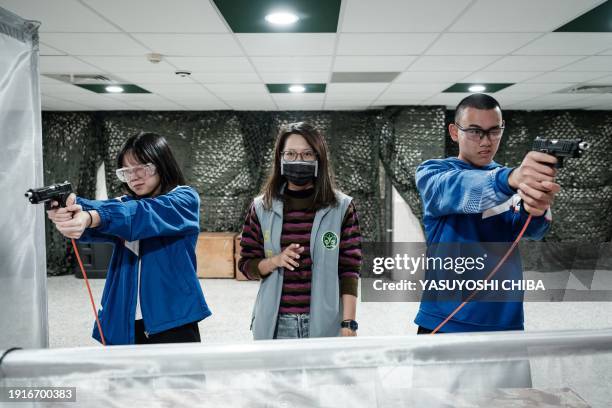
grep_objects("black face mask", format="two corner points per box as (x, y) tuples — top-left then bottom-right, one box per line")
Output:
(281, 159), (318, 186)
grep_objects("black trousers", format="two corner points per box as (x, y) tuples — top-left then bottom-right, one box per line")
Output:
(417, 326), (437, 335)
(134, 319), (201, 344)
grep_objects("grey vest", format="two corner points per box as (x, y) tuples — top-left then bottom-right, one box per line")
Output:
(250, 190), (353, 340)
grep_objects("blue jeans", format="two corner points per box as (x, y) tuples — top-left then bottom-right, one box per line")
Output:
(274, 313), (310, 339)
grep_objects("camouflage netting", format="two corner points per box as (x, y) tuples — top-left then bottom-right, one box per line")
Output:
(42, 113), (105, 275)
(42, 108), (612, 275)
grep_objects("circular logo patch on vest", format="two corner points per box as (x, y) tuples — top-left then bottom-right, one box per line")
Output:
(322, 231), (339, 250)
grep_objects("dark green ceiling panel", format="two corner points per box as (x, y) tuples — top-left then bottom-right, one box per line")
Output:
(443, 83), (514, 93)
(266, 83), (326, 93)
(76, 84), (151, 94)
(555, 0), (612, 32)
(213, 0), (341, 33)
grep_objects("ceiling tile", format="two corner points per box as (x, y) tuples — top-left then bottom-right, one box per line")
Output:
(40, 33), (149, 56)
(505, 92), (601, 109)
(39, 56), (102, 74)
(331, 72), (399, 83)
(384, 83), (452, 94)
(427, 33), (540, 55)
(586, 75), (612, 84)
(259, 72), (329, 83)
(333, 56), (416, 72)
(376, 91), (435, 100)
(341, 0), (472, 32)
(448, 0), (604, 32)
(78, 57), (176, 73)
(40, 82), (98, 96)
(323, 101), (369, 110)
(0, 0), (120, 32)
(137, 83), (216, 97)
(525, 71), (609, 83)
(423, 92), (472, 107)
(225, 99), (277, 110)
(326, 83), (388, 95)
(514, 33), (612, 55)
(395, 71), (472, 83)
(105, 94), (184, 110)
(493, 93), (540, 106)
(579, 94), (612, 105)
(461, 71), (542, 83)
(337, 33), (437, 55)
(63, 94), (136, 109)
(237, 34), (335, 56)
(178, 101), (231, 110)
(409, 56), (500, 72)
(205, 83), (269, 97)
(272, 94), (325, 103)
(41, 95), (93, 110)
(191, 72), (261, 84)
(324, 95), (377, 103)
(250, 56), (332, 72)
(277, 105), (325, 111)
(372, 97), (428, 106)
(113, 72), (196, 84)
(165, 57), (254, 73)
(558, 56), (612, 71)
(483, 56), (582, 71)
(132, 34), (243, 56)
(498, 83), (573, 93)
(39, 43), (66, 56)
(82, 0), (229, 33)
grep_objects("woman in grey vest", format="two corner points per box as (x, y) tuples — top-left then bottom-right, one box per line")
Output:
(239, 122), (362, 340)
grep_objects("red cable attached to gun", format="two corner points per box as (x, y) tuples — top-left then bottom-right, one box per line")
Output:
(26, 182), (106, 345)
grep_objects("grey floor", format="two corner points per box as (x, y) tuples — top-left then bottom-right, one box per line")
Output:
(47, 275), (612, 348)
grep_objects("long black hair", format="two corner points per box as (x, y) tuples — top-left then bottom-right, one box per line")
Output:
(116, 131), (186, 197)
(262, 122), (337, 210)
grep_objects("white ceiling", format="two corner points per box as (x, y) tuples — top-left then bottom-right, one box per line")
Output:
(1, 0), (612, 111)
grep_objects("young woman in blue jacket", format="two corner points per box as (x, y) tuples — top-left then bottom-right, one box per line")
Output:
(47, 132), (211, 345)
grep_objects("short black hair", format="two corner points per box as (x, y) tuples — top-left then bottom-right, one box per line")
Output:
(454, 93), (502, 123)
(116, 131), (186, 197)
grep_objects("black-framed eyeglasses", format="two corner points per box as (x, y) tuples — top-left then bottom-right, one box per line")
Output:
(281, 150), (317, 162)
(454, 123), (505, 141)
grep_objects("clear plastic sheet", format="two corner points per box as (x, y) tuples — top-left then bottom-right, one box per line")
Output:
(0, 7), (46, 348)
(1, 329), (611, 407)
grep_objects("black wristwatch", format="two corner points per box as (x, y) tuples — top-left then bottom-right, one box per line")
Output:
(341, 319), (358, 331)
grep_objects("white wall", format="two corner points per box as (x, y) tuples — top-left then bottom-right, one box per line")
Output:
(392, 186), (425, 242)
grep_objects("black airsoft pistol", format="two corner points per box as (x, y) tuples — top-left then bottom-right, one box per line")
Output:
(532, 137), (590, 168)
(25, 181), (73, 210)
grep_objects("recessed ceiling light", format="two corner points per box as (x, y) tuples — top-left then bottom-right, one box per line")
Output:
(468, 84), (486, 92)
(288, 85), (306, 93)
(105, 85), (124, 93)
(265, 12), (299, 25)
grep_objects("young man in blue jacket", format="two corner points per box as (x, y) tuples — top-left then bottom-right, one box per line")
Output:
(415, 94), (561, 334)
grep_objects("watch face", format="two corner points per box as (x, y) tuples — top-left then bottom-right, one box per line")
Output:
(342, 320), (358, 331)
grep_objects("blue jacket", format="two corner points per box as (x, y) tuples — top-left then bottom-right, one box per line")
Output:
(76, 186), (211, 345)
(415, 158), (551, 332)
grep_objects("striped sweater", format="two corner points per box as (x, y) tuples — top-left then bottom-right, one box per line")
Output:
(239, 188), (361, 314)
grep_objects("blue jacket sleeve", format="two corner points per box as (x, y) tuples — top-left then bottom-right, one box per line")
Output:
(78, 228), (118, 244)
(511, 202), (551, 241)
(76, 186), (200, 241)
(416, 159), (516, 218)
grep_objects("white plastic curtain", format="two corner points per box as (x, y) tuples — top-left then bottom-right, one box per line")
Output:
(0, 7), (46, 349)
(1, 329), (611, 407)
